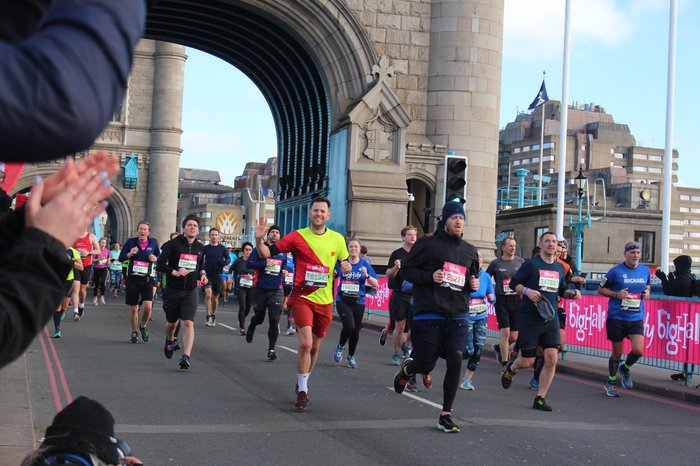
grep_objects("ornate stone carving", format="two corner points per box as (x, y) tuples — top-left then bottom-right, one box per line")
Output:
(361, 110), (397, 161)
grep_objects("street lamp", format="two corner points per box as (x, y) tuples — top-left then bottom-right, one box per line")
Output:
(569, 165), (591, 271)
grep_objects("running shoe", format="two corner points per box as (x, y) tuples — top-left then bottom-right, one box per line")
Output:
(529, 377), (540, 391)
(492, 343), (503, 365)
(393, 358), (412, 394)
(245, 324), (256, 343)
(437, 414), (460, 433)
(173, 339), (181, 352)
(93, 297), (98, 306)
(379, 327), (389, 346)
(406, 375), (417, 393)
(603, 382), (620, 397)
(501, 361), (516, 389)
(205, 316), (212, 327)
(671, 372), (686, 382)
(401, 342), (412, 359)
(619, 364), (633, 389)
(390, 352), (401, 366)
(164, 339), (174, 359)
(239, 328), (246, 336)
(139, 326), (150, 342)
(211, 314), (216, 326)
(60, 312), (65, 321)
(179, 354), (191, 370)
(422, 373), (433, 389)
(333, 345), (344, 363)
(267, 350), (277, 361)
(286, 327), (296, 335)
(459, 378), (475, 391)
(53, 330), (61, 339)
(295, 391), (309, 412)
(130, 331), (138, 344)
(99, 296), (105, 305)
(532, 396), (552, 412)
(78, 305), (84, 318)
(73, 312), (80, 321)
(347, 355), (358, 368)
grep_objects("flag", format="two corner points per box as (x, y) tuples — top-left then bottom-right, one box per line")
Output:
(528, 80), (549, 110)
(262, 187), (275, 199)
(0, 162), (25, 192)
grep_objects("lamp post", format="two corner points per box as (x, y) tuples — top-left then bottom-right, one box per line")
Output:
(569, 165), (591, 271)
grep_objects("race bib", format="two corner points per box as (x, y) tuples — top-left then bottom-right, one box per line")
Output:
(284, 274), (294, 286)
(538, 270), (559, 293)
(304, 265), (329, 287)
(98, 258), (108, 265)
(340, 280), (360, 297)
(503, 279), (516, 295)
(132, 261), (149, 276)
(223, 265), (230, 274)
(621, 293), (641, 311)
(265, 258), (282, 276)
(442, 262), (466, 291)
(468, 298), (488, 317)
(178, 254), (197, 271)
(240, 276), (253, 288)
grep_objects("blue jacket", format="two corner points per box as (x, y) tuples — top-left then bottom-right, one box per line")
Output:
(247, 245), (287, 290)
(119, 237), (160, 278)
(0, 0), (146, 161)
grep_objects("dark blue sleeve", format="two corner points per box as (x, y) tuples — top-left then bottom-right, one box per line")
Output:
(118, 239), (132, 262)
(509, 260), (532, 290)
(0, 0), (146, 161)
(246, 248), (266, 269)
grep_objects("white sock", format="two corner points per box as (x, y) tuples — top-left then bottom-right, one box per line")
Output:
(297, 373), (310, 393)
(73, 308), (79, 314)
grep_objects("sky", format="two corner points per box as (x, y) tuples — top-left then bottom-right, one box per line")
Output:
(181, 0), (699, 188)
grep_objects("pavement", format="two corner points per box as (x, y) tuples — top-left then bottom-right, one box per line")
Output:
(1, 304), (698, 464)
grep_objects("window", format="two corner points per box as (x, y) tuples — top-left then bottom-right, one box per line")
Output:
(513, 160), (521, 166)
(670, 248), (683, 254)
(543, 142), (555, 149)
(522, 158), (530, 165)
(614, 152), (625, 159)
(692, 196), (700, 202)
(691, 220), (700, 226)
(648, 155), (662, 162)
(535, 226), (549, 244)
(681, 195), (691, 201)
(200, 211), (212, 219)
(680, 207), (690, 213)
(543, 155), (554, 162)
(532, 144), (540, 151)
(513, 147), (521, 154)
(670, 234), (684, 241)
(580, 144), (586, 151)
(690, 245), (700, 250)
(690, 232), (700, 238)
(648, 167), (662, 174)
(531, 157), (540, 164)
(634, 231), (655, 263)
(692, 208), (700, 214)
(522, 146), (530, 152)
(200, 225), (211, 233)
(633, 153), (647, 160)
(633, 166), (647, 172)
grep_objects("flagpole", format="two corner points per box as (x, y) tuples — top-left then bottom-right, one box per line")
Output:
(556, 0), (572, 236)
(661, 0), (677, 272)
(537, 71), (546, 205)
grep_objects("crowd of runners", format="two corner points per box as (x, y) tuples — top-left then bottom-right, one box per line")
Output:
(53, 196), (654, 433)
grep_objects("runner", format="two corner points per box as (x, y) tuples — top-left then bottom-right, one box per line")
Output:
(486, 237), (524, 368)
(333, 238), (378, 368)
(91, 237), (109, 305)
(72, 229), (100, 319)
(282, 252), (296, 335)
(386, 225), (418, 365)
(598, 241), (651, 397)
(253, 196), (350, 412)
(119, 221), (160, 343)
(203, 228), (230, 327)
(393, 201), (480, 433)
(157, 215), (207, 369)
(53, 247), (83, 338)
(459, 249), (495, 391)
(222, 243), (236, 304)
(500, 232), (582, 411)
(245, 225), (287, 360)
(109, 242), (122, 297)
(232, 242), (255, 335)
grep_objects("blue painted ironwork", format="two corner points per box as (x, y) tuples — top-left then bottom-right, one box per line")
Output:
(123, 154), (138, 189)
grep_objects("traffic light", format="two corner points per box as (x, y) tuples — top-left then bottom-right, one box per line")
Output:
(444, 153), (468, 205)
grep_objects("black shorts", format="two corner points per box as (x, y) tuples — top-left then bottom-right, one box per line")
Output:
(389, 291), (411, 321)
(64, 280), (74, 297)
(253, 288), (284, 314)
(76, 265), (92, 285)
(495, 294), (520, 331)
(204, 276), (223, 295)
(283, 285), (293, 297)
(125, 276), (154, 306)
(606, 318), (644, 343)
(163, 287), (199, 323)
(558, 307), (566, 330)
(516, 317), (561, 357)
(410, 318), (468, 361)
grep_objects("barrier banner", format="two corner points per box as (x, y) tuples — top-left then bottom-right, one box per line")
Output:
(364, 277), (391, 312)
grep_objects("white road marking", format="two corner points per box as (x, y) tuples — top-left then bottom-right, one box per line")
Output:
(385, 387), (442, 409)
(277, 345), (298, 354)
(217, 323), (237, 331)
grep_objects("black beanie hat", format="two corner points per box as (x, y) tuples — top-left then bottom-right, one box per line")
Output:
(441, 201), (466, 221)
(42, 396), (120, 464)
(267, 224), (282, 235)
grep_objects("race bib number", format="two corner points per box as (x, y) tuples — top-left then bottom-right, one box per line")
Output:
(538, 270), (559, 293)
(240, 276), (253, 288)
(284, 274), (294, 286)
(503, 279), (516, 295)
(621, 293), (641, 311)
(223, 265), (230, 274)
(468, 298), (488, 317)
(178, 254), (197, 271)
(265, 258), (282, 276)
(132, 261), (149, 276)
(341, 280), (360, 297)
(98, 258), (108, 265)
(304, 265), (329, 287)
(442, 262), (466, 291)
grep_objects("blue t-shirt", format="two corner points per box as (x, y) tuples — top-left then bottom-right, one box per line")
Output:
(247, 246), (288, 290)
(601, 262), (651, 321)
(335, 258), (377, 305)
(203, 244), (229, 277)
(467, 270), (496, 321)
(510, 255), (567, 323)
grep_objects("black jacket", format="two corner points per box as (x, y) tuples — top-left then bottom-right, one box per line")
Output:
(156, 235), (205, 290)
(657, 255), (699, 297)
(402, 229), (479, 319)
(0, 208), (72, 368)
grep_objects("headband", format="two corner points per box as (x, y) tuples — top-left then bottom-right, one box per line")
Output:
(624, 244), (641, 253)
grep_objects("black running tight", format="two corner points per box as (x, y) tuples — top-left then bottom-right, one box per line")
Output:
(336, 300), (365, 356)
(407, 350), (463, 413)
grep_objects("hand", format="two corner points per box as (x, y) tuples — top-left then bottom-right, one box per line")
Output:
(148, 254), (157, 262)
(24, 168), (113, 248)
(525, 289), (544, 302)
(360, 266), (368, 276)
(394, 259), (401, 270)
(39, 152), (118, 204)
(340, 260), (351, 274)
(642, 288), (650, 299)
(469, 275), (479, 291)
(130, 247), (138, 256)
(200, 275), (209, 286)
(617, 288), (629, 299)
(253, 218), (268, 241)
(573, 276), (586, 285)
(433, 269), (444, 284)
(175, 268), (190, 277)
(568, 290), (582, 300)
